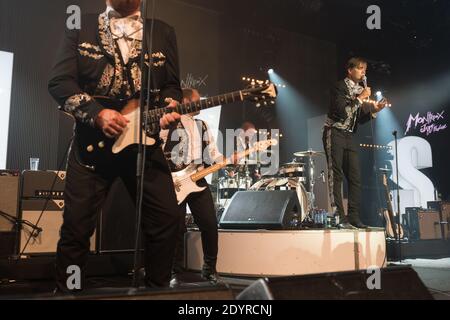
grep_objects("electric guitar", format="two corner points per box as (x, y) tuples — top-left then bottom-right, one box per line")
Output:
(73, 84), (277, 169)
(172, 139), (277, 204)
(381, 172), (404, 239)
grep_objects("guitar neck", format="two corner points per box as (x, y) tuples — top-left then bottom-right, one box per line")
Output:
(190, 147), (258, 182)
(381, 185), (392, 211)
(145, 91), (244, 124)
(191, 161), (229, 183)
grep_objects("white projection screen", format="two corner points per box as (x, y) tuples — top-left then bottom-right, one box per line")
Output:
(0, 51), (14, 169)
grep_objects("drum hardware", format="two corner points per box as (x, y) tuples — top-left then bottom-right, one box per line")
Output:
(216, 164), (255, 211)
(293, 149), (326, 222)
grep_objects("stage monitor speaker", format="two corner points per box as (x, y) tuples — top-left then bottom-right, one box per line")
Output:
(0, 170), (20, 232)
(219, 190), (301, 230)
(20, 199), (95, 254)
(237, 266), (433, 300)
(98, 178), (139, 252)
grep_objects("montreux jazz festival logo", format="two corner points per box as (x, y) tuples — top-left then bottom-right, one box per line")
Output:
(405, 110), (447, 136)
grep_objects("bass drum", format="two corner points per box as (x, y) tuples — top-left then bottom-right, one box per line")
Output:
(250, 177), (309, 221)
(249, 176), (276, 191)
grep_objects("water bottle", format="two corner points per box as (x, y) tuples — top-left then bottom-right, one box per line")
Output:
(291, 214), (299, 229)
(326, 212), (332, 229)
(313, 211), (318, 225)
(322, 210), (328, 228)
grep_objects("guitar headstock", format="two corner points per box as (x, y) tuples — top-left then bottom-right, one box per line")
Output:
(242, 83), (278, 107)
(254, 139), (278, 152)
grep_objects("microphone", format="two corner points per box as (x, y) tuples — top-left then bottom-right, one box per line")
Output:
(362, 76), (368, 89)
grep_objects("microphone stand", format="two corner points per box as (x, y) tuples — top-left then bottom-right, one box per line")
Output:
(0, 210), (42, 260)
(392, 130), (402, 263)
(132, 0), (156, 288)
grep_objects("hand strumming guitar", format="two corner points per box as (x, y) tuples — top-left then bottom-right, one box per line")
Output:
(96, 109), (130, 138)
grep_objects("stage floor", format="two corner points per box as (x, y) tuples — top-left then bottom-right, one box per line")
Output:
(186, 228), (387, 277)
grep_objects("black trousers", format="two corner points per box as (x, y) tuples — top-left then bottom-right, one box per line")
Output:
(172, 179), (218, 275)
(322, 127), (362, 222)
(56, 144), (181, 290)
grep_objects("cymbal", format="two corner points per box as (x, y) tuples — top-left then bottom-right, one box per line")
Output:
(293, 150), (325, 157)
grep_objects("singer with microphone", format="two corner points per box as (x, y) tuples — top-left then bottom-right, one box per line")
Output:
(322, 57), (387, 229)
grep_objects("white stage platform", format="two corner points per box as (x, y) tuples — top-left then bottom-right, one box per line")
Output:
(186, 228), (386, 277)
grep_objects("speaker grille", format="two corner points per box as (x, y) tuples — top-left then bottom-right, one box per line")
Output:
(238, 266), (433, 300)
(0, 173), (20, 232)
(220, 191), (300, 230)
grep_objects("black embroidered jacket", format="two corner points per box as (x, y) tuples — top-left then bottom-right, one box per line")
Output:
(325, 78), (376, 133)
(48, 13), (182, 128)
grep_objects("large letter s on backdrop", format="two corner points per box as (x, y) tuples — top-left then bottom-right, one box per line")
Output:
(388, 136), (435, 213)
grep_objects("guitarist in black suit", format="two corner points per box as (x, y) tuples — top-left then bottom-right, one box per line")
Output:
(48, 0), (183, 292)
(160, 88), (224, 286)
(322, 57), (387, 229)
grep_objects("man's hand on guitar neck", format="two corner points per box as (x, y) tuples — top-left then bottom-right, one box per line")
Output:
(160, 98), (181, 129)
(96, 109), (130, 138)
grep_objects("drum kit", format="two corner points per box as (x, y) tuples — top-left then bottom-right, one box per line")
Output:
(216, 149), (326, 223)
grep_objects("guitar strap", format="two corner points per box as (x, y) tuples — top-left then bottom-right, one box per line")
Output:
(195, 119), (212, 168)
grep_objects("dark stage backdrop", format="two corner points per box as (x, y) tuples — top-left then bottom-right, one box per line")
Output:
(0, 0), (336, 170)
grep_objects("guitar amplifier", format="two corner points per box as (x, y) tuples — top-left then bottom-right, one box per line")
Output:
(427, 201), (450, 239)
(404, 208), (442, 240)
(22, 170), (66, 199)
(0, 170), (20, 232)
(20, 199), (95, 254)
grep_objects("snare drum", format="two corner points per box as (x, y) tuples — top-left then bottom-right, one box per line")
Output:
(250, 177), (276, 190)
(279, 162), (305, 178)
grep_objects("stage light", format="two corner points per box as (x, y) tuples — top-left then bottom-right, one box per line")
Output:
(376, 91), (382, 97)
(268, 69), (274, 74)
